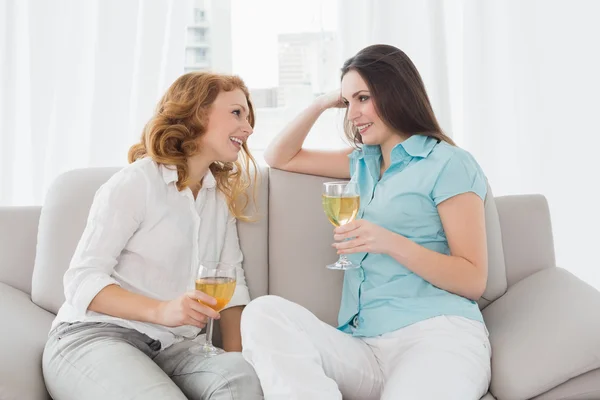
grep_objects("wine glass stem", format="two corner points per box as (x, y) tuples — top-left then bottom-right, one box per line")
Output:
(205, 317), (215, 348)
(339, 237), (351, 262)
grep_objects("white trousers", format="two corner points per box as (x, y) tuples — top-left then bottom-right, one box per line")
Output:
(241, 295), (491, 400)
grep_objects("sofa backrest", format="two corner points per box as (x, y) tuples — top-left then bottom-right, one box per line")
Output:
(268, 169), (510, 325)
(27, 164), (555, 322)
(268, 169), (345, 325)
(30, 165), (269, 314)
(495, 194), (557, 287)
(479, 183), (509, 308)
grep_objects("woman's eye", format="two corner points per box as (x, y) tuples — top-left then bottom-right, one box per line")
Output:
(232, 109), (241, 116)
(359, 95), (369, 102)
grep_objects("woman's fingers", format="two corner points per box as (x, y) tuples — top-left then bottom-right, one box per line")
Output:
(188, 296), (221, 320)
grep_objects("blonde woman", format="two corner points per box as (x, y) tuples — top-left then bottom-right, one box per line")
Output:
(43, 72), (263, 400)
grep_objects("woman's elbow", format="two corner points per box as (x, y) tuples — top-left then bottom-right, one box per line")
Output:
(465, 269), (487, 301)
(465, 285), (486, 302)
(262, 150), (278, 168)
(263, 151), (290, 170)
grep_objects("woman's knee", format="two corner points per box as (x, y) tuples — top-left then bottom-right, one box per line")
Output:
(241, 295), (290, 328)
(208, 352), (263, 399)
(42, 339), (112, 400)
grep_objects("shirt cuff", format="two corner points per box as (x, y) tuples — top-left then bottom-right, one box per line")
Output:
(70, 273), (121, 315)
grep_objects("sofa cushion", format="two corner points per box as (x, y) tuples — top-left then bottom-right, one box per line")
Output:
(236, 164), (269, 298)
(0, 206), (41, 295)
(269, 169), (343, 326)
(532, 368), (600, 400)
(31, 165), (269, 314)
(483, 268), (600, 400)
(479, 183), (508, 306)
(495, 194), (556, 287)
(0, 283), (54, 400)
(32, 167), (122, 313)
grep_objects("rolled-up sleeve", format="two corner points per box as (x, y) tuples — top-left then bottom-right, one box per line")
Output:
(63, 168), (147, 315)
(220, 215), (251, 309)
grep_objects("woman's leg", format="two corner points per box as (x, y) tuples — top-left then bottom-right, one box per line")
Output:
(240, 295), (383, 400)
(43, 322), (187, 400)
(375, 316), (492, 400)
(154, 341), (263, 400)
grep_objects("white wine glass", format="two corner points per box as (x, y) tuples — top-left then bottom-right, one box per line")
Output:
(322, 181), (361, 270)
(188, 261), (236, 357)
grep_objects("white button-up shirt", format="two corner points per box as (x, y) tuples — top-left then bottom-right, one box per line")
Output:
(52, 157), (251, 349)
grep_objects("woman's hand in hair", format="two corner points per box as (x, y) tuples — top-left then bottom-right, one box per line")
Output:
(315, 90), (346, 111)
(153, 291), (221, 329)
(332, 219), (395, 255)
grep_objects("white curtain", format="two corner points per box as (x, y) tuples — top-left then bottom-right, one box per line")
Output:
(0, 0), (190, 206)
(2, 0), (599, 288)
(339, 0), (600, 288)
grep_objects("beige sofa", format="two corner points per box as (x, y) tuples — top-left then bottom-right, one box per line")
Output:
(1, 165), (600, 400)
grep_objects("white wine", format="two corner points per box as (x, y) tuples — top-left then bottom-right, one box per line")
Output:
(195, 277), (236, 312)
(322, 195), (360, 227)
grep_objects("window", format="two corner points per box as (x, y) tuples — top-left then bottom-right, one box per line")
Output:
(186, 0), (345, 153)
(193, 8), (206, 23)
(187, 27), (208, 43)
(186, 48), (208, 65)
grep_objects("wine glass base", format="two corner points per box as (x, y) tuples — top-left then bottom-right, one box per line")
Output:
(326, 261), (360, 270)
(189, 344), (225, 358)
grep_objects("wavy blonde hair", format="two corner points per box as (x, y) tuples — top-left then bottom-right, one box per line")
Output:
(128, 72), (258, 221)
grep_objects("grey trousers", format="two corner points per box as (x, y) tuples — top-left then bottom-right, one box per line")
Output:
(42, 322), (263, 400)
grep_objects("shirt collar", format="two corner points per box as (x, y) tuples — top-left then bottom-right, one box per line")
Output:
(160, 164), (217, 189)
(358, 134), (438, 162)
(395, 134), (438, 158)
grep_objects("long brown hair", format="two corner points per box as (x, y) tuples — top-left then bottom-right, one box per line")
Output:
(341, 44), (455, 146)
(128, 72), (258, 221)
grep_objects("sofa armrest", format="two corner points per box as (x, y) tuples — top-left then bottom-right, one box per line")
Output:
(0, 283), (54, 400)
(0, 206), (41, 295)
(483, 268), (600, 400)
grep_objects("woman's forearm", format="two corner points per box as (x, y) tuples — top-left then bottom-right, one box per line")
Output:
(263, 102), (325, 168)
(388, 235), (487, 301)
(88, 284), (162, 324)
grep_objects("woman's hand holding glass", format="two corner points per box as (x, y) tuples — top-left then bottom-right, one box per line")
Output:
(154, 290), (220, 329)
(332, 219), (395, 255)
(189, 261), (237, 357)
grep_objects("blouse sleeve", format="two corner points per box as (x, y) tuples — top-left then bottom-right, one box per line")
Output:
(431, 150), (487, 206)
